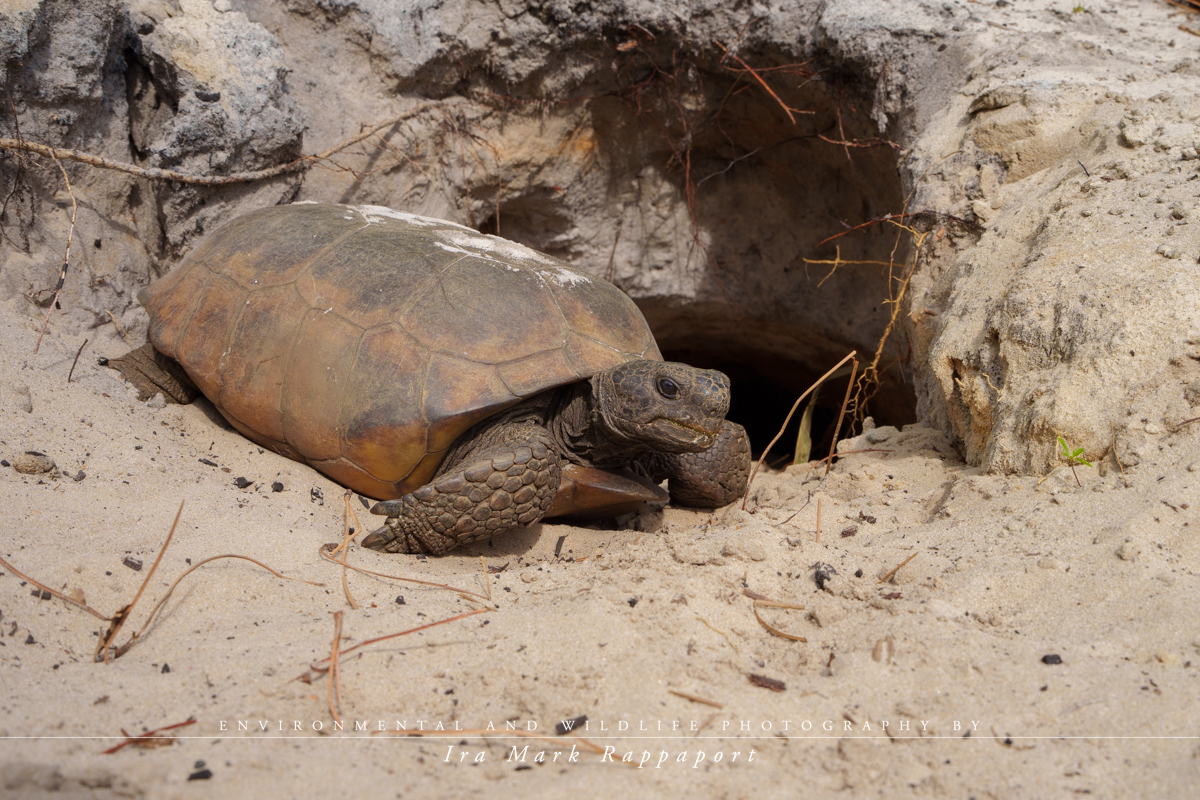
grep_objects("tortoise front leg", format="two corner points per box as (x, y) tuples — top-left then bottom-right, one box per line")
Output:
(640, 420), (751, 508)
(362, 437), (561, 555)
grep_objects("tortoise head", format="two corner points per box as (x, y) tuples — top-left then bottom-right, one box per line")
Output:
(592, 361), (731, 453)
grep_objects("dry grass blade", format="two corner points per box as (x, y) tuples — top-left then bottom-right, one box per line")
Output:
(317, 544), (490, 603)
(667, 689), (724, 708)
(128, 554), (323, 649)
(67, 338), (88, 382)
(302, 608), (490, 682)
(328, 611), (344, 726)
(101, 717), (196, 754)
(696, 615), (740, 654)
(336, 490), (360, 610)
(99, 502), (184, 663)
(480, 556), (492, 602)
(742, 350), (858, 509)
(752, 600), (807, 642)
(0, 554), (110, 620)
(1111, 422), (1129, 488)
(825, 358), (859, 476)
(34, 153), (77, 354)
(878, 552), (919, 585)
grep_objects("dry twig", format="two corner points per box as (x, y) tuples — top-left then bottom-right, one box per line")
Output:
(825, 358), (859, 476)
(742, 351), (858, 509)
(877, 552), (918, 585)
(0, 554), (109, 620)
(101, 717), (196, 754)
(328, 611), (345, 726)
(752, 599), (807, 642)
(667, 689), (724, 708)
(98, 502), (184, 663)
(33, 153), (77, 354)
(317, 544), (490, 603)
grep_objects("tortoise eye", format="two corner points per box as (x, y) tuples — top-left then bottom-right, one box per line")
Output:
(657, 377), (679, 399)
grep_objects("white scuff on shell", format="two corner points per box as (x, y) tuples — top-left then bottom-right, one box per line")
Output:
(543, 266), (591, 287)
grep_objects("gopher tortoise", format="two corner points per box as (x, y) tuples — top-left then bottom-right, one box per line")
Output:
(115, 203), (750, 554)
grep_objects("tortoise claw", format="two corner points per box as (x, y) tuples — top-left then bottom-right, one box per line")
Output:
(371, 499), (406, 517)
(360, 524), (394, 550)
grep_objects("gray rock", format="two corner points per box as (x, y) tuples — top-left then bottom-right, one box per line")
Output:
(14, 452), (56, 474)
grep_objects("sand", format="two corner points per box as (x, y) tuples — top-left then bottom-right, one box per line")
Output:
(2, 290), (1197, 798)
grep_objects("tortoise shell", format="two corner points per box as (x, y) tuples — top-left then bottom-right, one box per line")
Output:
(140, 203), (661, 499)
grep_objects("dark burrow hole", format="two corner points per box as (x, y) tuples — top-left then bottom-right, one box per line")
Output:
(662, 348), (914, 461)
(466, 42), (918, 457)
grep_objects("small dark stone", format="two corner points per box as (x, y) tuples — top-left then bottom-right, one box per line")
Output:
(840, 526), (858, 538)
(123, 556), (143, 571)
(310, 487), (324, 504)
(271, 481), (284, 492)
(627, 597), (638, 607)
(854, 569), (863, 578)
(233, 476), (252, 489)
(359, 495), (370, 508)
(858, 512), (877, 524)
(199, 458), (218, 467)
(71, 470), (85, 482)
(1042, 654), (1063, 665)
(161, 663), (170, 673)
(187, 769), (213, 781)
(24, 634), (35, 645)
(555, 715), (587, 735)
(96, 357), (109, 366)
(93, 238), (102, 248)
(0, 460), (8, 467)
(194, 760), (206, 769)
(748, 673), (786, 692)
(515, 764), (532, 771)
(194, 89), (221, 102)
(31, 589), (51, 600)
(396, 596), (405, 605)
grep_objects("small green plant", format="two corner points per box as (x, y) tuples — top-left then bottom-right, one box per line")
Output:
(1072, 4), (1086, 12)
(1057, 435), (1092, 487)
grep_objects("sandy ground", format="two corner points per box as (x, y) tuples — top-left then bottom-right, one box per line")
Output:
(1, 290), (1198, 799)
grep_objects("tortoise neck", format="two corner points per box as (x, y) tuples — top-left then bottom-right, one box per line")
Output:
(549, 376), (646, 468)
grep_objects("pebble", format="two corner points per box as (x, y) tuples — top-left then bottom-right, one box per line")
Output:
(1157, 244), (1180, 259)
(146, 393), (166, 409)
(123, 556), (144, 571)
(520, 571), (538, 583)
(14, 452), (56, 474)
(1041, 654), (1063, 665)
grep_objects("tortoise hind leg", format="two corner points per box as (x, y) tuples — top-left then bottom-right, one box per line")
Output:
(639, 420), (751, 508)
(362, 434), (561, 555)
(108, 342), (200, 404)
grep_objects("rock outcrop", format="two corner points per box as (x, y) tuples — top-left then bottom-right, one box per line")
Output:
(1, 0), (1195, 474)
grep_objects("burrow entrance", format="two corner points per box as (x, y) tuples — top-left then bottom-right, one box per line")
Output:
(464, 43), (917, 459)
